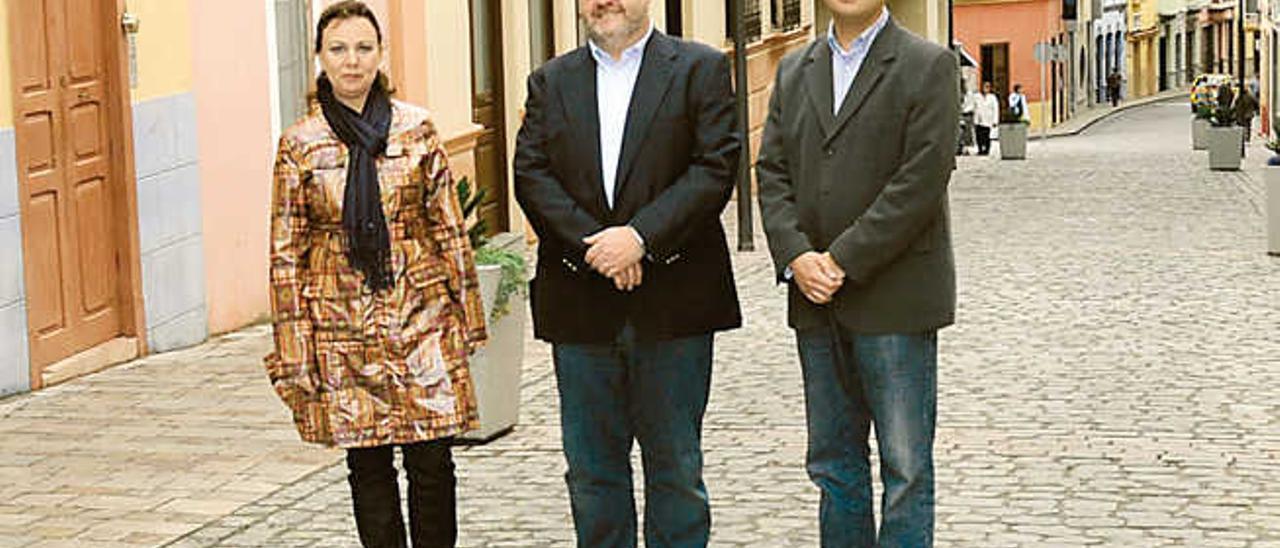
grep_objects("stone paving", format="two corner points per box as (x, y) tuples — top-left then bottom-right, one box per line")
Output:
(1, 101), (1278, 547)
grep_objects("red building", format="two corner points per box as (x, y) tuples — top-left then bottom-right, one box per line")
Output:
(955, 0), (1072, 128)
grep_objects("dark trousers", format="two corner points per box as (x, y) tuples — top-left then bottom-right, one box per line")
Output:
(346, 440), (457, 548)
(974, 125), (992, 155)
(553, 324), (714, 548)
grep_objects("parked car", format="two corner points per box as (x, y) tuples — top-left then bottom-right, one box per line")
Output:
(1191, 74), (1238, 112)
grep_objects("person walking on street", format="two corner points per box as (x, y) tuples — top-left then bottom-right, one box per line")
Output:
(264, 2), (488, 547)
(1107, 69), (1122, 107)
(1234, 86), (1258, 156)
(513, 0), (742, 546)
(974, 81), (1000, 156)
(756, 0), (959, 544)
(1008, 84), (1030, 123)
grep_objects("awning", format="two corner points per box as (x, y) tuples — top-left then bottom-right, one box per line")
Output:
(953, 41), (978, 68)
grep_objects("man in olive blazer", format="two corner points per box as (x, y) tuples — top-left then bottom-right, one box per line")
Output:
(756, 2), (958, 545)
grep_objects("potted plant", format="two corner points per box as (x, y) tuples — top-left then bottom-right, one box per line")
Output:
(1191, 103), (1213, 150)
(455, 177), (529, 442)
(1207, 104), (1243, 171)
(998, 107), (1029, 160)
(1265, 139), (1280, 255)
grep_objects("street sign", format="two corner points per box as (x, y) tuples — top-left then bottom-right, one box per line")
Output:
(1034, 42), (1069, 64)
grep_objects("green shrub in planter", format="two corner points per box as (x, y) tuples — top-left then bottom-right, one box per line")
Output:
(1210, 103), (1235, 128)
(457, 176), (527, 322)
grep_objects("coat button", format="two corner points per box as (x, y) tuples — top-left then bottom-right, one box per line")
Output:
(824, 148), (834, 157)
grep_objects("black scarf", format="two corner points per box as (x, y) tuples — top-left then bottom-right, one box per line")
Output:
(317, 76), (393, 291)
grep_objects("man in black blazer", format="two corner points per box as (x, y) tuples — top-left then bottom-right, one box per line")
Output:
(756, 0), (958, 545)
(513, 0), (740, 546)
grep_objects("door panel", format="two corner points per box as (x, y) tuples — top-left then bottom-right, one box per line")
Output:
(74, 177), (112, 315)
(68, 103), (103, 161)
(26, 193), (64, 336)
(10, 0), (127, 374)
(64, 0), (103, 86)
(10, 1), (54, 97)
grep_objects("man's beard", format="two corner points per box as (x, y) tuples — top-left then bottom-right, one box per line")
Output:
(584, 9), (648, 52)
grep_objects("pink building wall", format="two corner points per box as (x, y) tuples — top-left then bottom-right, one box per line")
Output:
(190, 1), (275, 333)
(954, 0), (1064, 101)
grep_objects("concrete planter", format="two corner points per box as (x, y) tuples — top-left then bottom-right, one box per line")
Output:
(1191, 117), (1210, 150)
(1267, 167), (1280, 256)
(458, 261), (527, 442)
(998, 123), (1028, 160)
(1207, 126), (1243, 171)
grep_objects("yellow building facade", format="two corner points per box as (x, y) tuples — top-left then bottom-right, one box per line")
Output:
(1129, 0), (1162, 97)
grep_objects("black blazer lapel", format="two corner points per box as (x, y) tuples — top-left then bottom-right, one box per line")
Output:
(561, 47), (610, 216)
(802, 40), (836, 141)
(613, 33), (677, 206)
(828, 20), (900, 146)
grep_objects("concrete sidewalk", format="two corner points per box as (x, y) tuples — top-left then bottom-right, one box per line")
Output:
(0, 327), (342, 547)
(1043, 88), (1189, 138)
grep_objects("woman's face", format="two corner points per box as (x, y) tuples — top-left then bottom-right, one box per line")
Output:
(317, 17), (383, 105)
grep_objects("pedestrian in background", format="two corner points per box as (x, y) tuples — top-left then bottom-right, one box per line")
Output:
(1107, 69), (1122, 107)
(756, 0), (958, 544)
(1009, 83), (1030, 123)
(264, 2), (487, 546)
(1235, 86), (1259, 156)
(513, 0), (742, 546)
(974, 81), (1000, 156)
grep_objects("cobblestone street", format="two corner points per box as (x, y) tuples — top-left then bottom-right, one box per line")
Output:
(1, 100), (1278, 547)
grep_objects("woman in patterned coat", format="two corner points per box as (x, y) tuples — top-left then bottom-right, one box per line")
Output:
(264, 2), (485, 546)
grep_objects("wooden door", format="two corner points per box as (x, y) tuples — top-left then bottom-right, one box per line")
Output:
(469, 0), (509, 233)
(9, 0), (129, 378)
(981, 43), (1010, 102)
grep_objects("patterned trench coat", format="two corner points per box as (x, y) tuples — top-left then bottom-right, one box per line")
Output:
(265, 101), (486, 449)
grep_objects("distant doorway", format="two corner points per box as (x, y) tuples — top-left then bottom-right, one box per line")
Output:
(981, 42), (1011, 102)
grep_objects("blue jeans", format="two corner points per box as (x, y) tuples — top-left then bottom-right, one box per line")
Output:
(797, 329), (938, 548)
(553, 326), (713, 548)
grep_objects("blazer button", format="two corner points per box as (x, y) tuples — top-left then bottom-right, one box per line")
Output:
(824, 148), (834, 157)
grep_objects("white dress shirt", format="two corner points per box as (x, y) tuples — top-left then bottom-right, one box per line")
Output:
(974, 93), (1000, 127)
(828, 8), (890, 115)
(589, 24), (654, 209)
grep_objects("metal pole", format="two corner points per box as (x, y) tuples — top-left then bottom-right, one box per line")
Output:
(1238, 0), (1246, 86)
(1041, 43), (1048, 141)
(734, 0), (754, 251)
